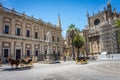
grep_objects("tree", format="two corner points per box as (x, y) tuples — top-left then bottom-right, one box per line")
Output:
(67, 24), (76, 60)
(74, 33), (85, 58)
(115, 19), (120, 52)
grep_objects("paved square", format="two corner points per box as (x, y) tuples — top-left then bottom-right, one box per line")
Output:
(0, 61), (120, 80)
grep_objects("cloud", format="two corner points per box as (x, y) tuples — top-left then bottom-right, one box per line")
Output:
(0, 0), (13, 9)
(0, 0), (7, 2)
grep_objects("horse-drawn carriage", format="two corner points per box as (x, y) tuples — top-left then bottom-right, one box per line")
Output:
(76, 57), (90, 64)
(8, 57), (33, 68)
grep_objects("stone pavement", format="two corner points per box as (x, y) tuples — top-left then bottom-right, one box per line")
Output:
(0, 60), (120, 80)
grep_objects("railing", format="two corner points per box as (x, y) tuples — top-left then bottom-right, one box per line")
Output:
(0, 5), (58, 28)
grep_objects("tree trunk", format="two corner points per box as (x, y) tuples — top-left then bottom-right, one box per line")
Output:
(77, 48), (80, 58)
(72, 39), (75, 60)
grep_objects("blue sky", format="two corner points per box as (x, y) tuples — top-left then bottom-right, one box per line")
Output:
(0, 0), (120, 38)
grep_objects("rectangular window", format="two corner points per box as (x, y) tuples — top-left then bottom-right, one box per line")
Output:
(44, 34), (46, 40)
(4, 25), (9, 34)
(35, 32), (38, 39)
(52, 36), (54, 41)
(4, 49), (8, 58)
(57, 37), (59, 42)
(26, 30), (30, 37)
(35, 50), (38, 56)
(27, 50), (30, 57)
(16, 28), (20, 36)
(58, 51), (60, 56)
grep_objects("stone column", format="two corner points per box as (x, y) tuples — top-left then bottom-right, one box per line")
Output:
(32, 43), (35, 62)
(41, 43), (44, 60)
(0, 16), (3, 33)
(11, 41), (14, 59)
(41, 27), (44, 40)
(22, 20), (25, 37)
(41, 43), (44, 54)
(32, 44), (34, 56)
(0, 40), (2, 58)
(23, 42), (26, 58)
(38, 26), (41, 40)
(31, 24), (34, 38)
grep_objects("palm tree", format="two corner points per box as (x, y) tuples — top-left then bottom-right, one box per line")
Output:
(67, 24), (76, 60)
(74, 33), (85, 58)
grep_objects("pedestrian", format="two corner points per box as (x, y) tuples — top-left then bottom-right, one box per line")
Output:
(111, 56), (113, 59)
(0, 58), (2, 67)
(64, 56), (66, 62)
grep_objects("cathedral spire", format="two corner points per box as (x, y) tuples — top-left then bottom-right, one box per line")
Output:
(58, 13), (61, 28)
(113, 8), (117, 17)
(114, 8), (116, 14)
(107, 0), (112, 18)
(107, 0), (111, 10)
(108, 0), (111, 6)
(86, 11), (89, 18)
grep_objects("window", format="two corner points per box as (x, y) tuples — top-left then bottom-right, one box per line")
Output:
(26, 30), (30, 37)
(4, 49), (8, 58)
(57, 37), (59, 42)
(16, 28), (20, 36)
(35, 50), (38, 56)
(94, 19), (100, 25)
(52, 36), (54, 41)
(58, 51), (60, 56)
(44, 50), (47, 58)
(4, 25), (9, 34)
(44, 34), (46, 40)
(27, 50), (30, 57)
(35, 32), (38, 39)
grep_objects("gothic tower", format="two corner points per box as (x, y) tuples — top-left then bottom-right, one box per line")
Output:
(107, 0), (112, 19)
(57, 14), (61, 28)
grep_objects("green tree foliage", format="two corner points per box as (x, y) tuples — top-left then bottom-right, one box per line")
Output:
(74, 33), (85, 58)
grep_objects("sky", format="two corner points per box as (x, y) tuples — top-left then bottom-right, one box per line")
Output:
(0, 0), (120, 38)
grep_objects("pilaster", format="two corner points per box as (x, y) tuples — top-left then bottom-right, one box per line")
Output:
(32, 43), (34, 57)
(0, 39), (2, 58)
(11, 40), (14, 58)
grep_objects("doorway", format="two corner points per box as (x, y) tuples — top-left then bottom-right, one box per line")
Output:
(16, 49), (21, 60)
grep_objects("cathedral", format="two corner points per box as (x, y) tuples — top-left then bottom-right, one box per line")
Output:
(85, 0), (120, 56)
(0, 4), (63, 63)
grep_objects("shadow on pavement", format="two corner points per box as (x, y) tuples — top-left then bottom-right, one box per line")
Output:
(2, 66), (33, 71)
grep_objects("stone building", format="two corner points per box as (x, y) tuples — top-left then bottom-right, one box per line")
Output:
(0, 4), (63, 63)
(85, 0), (120, 55)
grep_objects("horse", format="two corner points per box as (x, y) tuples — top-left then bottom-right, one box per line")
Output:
(8, 58), (20, 68)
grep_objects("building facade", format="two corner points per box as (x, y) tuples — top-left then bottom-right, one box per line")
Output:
(0, 4), (63, 63)
(86, 0), (120, 55)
